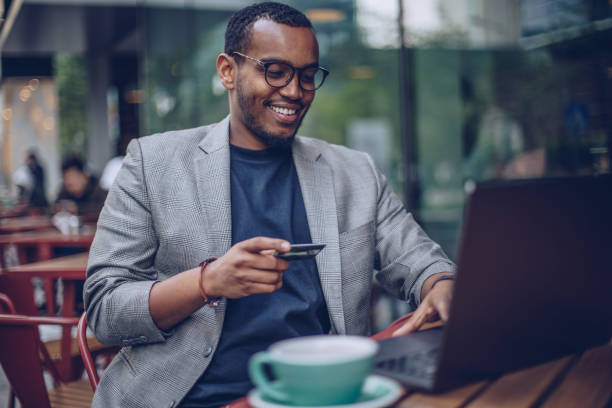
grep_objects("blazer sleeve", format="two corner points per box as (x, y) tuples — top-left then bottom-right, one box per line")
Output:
(84, 138), (170, 346)
(368, 154), (456, 310)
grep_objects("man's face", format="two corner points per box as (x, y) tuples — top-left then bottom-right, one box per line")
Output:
(63, 168), (88, 198)
(230, 20), (318, 149)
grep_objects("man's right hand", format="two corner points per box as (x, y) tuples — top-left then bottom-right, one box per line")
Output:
(202, 237), (291, 299)
(149, 237), (290, 330)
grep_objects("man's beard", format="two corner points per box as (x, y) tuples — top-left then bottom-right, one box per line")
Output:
(236, 84), (306, 149)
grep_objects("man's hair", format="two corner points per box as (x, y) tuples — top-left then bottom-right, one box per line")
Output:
(61, 154), (85, 173)
(224, 2), (312, 56)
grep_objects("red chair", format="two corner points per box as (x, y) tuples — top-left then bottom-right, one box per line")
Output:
(77, 311), (119, 392)
(78, 312), (99, 391)
(371, 312), (414, 340)
(0, 293), (17, 408)
(0, 313), (93, 408)
(0, 292), (16, 313)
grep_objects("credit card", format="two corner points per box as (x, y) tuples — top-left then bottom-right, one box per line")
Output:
(274, 243), (326, 261)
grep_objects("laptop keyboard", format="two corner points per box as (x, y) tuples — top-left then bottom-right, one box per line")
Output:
(375, 345), (440, 380)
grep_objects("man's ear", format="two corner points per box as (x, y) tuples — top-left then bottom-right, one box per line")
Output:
(216, 53), (236, 90)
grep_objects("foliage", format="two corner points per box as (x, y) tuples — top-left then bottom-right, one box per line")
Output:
(54, 54), (88, 158)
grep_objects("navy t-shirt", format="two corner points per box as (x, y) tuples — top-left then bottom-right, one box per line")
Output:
(180, 144), (330, 407)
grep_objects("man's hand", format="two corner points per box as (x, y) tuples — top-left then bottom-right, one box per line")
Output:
(203, 237), (291, 299)
(392, 277), (454, 337)
(149, 236), (290, 330)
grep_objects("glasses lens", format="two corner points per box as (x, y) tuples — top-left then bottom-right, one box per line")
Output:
(300, 67), (326, 91)
(265, 63), (293, 87)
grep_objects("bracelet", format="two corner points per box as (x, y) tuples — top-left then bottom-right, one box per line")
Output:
(198, 257), (219, 307)
(430, 274), (454, 290)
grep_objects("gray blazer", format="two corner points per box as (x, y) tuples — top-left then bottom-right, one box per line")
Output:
(85, 116), (455, 407)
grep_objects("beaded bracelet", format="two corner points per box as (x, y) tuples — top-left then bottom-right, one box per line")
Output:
(198, 257), (220, 307)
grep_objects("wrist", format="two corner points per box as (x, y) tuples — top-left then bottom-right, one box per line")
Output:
(199, 257), (220, 307)
(430, 274), (454, 291)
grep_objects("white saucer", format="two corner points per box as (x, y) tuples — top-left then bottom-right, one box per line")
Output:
(247, 374), (403, 408)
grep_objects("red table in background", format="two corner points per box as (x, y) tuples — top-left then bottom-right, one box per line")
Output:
(0, 227), (95, 262)
(0, 228), (95, 314)
(0, 215), (53, 234)
(1, 253), (90, 380)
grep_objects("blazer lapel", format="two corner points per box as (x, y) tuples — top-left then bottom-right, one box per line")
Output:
(293, 139), (345, 334)
(194, 117), (232, 324)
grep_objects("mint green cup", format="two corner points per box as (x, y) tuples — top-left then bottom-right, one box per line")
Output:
(249, 335), (379, 406)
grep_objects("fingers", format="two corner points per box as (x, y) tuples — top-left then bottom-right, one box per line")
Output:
(391, 282), (454, 337)
(240, 237), (290, 254)
(430, 280), (453, 322)
(433, 295), (451, 322)
(241, 280), (284, 295)
(228, 251), (288, 277)
(223, 269), (285, 298)
(392, 303), (437, 337)
(212, 238), (292, 299)
(247, 252), (289, 272)
(235, 237), (290, 271)
(242, 270), (284, 285)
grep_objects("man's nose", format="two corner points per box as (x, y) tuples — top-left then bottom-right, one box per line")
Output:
(279, 74), (302, 100)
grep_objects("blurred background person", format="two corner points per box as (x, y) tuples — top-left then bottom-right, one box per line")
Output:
(11, 160), (31, 208)
(52, 154), (106, 313)
(25, 150), (49, 211)
(7, 150), (49, 216)
(99, 137), (130, 191)
(99, 156), (124, 191)
(53, 154), (107, 220)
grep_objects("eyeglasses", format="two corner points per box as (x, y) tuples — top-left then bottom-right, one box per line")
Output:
(232, 51), (329, 91)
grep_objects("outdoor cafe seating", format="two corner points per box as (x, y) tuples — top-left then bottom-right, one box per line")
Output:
(0, 214), (115, 408)
(0, 307), (94, 408)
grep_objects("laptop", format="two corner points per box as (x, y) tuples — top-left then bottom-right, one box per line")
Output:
(373, 174), (612, 391)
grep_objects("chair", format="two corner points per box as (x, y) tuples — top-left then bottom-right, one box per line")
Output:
(78, 312), (99, 391)
(370, 312), (414, 340)
(0, 293), (18, 408)
(0, 292), (17, 313)
(0, 313), (93, 408)
(0, 269), (110, 382)
(371, 312), (443, 341)
(77, 312), (119, 392)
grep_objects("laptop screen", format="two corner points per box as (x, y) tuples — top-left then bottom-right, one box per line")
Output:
(437, 174), (612, 381)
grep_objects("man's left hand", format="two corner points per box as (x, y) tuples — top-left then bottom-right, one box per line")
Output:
(391, 278), (453, 337)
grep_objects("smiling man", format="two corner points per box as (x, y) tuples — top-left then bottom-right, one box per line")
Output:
(222, 18), (322, 150)
(85, 3), (455, 408)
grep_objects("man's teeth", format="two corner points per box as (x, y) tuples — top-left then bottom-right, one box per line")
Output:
(270, 106), (296, 115)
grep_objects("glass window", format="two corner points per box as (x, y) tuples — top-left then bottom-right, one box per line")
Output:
(408, 0), (612, 259)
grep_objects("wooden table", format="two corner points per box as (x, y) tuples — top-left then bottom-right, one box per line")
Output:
(0, 215), (53, 234)
(1, 253), (89, 381)
(0, 229), (95, 314)
(5, 253), (610, 406)
(395, 342), (612, 407)
(230, 335), (612, 408)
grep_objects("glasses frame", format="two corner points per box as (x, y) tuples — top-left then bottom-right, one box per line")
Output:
(232, 51), (329, 92)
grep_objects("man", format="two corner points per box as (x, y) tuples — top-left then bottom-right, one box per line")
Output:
(24, 150), (48, 210)
(54, 155), (107, 218)
(85, 3), (455, 407)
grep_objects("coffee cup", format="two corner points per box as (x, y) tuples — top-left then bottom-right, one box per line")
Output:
(249, 335), (378, 406)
